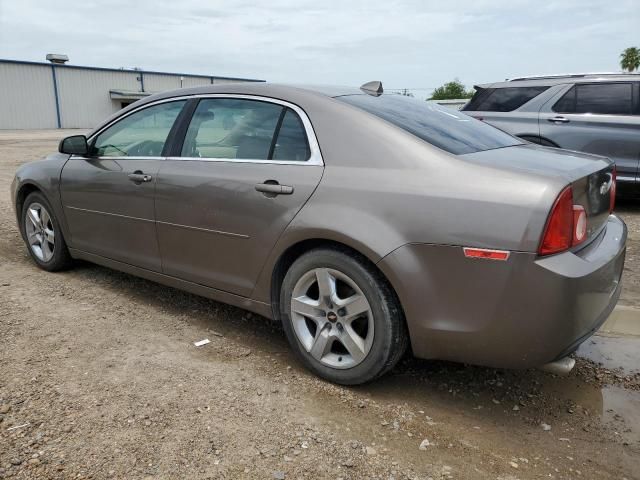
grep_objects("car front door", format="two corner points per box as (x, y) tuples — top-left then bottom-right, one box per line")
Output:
(60, 100), (187, 271)
(539, 82), (640, 184)
(155, 96), (324, 297)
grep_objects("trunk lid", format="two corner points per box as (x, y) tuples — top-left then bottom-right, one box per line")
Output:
(461, 143), (615, 243)
(571, 166), (615, 243)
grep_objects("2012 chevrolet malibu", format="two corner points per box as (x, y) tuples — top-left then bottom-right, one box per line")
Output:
(11, 82), (626, 385)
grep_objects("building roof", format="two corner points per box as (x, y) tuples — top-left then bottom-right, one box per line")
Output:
(0, 58), (264, 83)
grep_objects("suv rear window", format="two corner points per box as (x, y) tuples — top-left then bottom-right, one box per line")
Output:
(463, 86), (549, 112)
(553, 83), (633, 115)
(337, 94), (522, 155)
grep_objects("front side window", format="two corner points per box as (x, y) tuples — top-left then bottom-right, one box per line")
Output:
(463, 86), (549, 112)
(553, 83), (633, 115)
(92, 101), (186, 157)
(338, 94), (522, 155)
(180, 98), (310, 161)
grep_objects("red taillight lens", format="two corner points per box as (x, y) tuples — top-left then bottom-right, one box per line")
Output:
(610, 166), (616, 213)
(539, 186), (574, 255)
(463, 247), (510, 261)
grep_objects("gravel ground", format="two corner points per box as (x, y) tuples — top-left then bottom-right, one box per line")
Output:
(1, 130), (639, 480)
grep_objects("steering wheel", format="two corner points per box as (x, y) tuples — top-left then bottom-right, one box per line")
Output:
(126, 140), (163, 157)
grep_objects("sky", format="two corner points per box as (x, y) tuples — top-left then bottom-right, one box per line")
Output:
(0, 0), (637, 98)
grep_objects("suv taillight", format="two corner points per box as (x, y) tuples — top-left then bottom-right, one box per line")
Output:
(539, 186), (587, 256)
(610, 166), (617, 213)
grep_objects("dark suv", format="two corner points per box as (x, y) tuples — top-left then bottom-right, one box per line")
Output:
(463, 73), (640, 188)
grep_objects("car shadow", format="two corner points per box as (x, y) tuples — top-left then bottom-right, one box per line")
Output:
(616, 194), (640, 213)
(65, 259), (640, 442)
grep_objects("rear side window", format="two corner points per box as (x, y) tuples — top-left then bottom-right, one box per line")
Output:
(181, 98), (282, 159)
(553, 83), (633, 115)
(462, 88), (493, 111)
(180, 99), (311, 161)
(463, 86), (549, 112)
(272, 109), (310, 161)
(338, 94), (522, 155)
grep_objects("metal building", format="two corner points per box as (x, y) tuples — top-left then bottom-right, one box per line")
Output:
(0, 56), (264, 129)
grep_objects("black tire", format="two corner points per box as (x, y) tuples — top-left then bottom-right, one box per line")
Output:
(280, 247), (408, 385)
(20, 191), (73, 271)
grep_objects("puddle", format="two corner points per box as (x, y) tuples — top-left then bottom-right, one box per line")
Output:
(577, 334), (640, 374)
(539, 375), (640, 442)
(601, 385), (640, 445)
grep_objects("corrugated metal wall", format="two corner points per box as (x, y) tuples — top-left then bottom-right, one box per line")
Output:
(0, 63), (58, 129)
(182, 75), (212, 88)
(56, 68), (139, 129)
(212, 78), (247, 85)
(144, 73), (210, 91)
(0, 60), (262, 129)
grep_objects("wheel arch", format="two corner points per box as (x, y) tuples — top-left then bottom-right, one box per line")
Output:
(14, 180), (72, 249)
(15, 182), (44, 230)
(268, 238), (406, 326)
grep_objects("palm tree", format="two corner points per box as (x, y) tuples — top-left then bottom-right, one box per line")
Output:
(620, 47), (640, 72)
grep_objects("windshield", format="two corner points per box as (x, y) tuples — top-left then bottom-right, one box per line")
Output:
(337, 94), (522, 155)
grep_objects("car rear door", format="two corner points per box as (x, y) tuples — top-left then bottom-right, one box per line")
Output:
(155, 96), (324, 297)
(539, 82), (640, 184)
(60, 100), (187, 271)
(462, 85), (550, 138)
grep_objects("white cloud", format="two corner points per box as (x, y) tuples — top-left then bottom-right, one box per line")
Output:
(0, 0), (636, 97)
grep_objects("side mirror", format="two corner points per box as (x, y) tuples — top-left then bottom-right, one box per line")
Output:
(59, 135), (89, 156)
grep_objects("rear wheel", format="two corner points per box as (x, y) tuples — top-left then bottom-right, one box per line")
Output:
(280, 248), (407, 385)
(20, 192), (73, 271)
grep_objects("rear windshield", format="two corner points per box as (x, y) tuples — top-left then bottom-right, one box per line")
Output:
(337, 94), (522, 155)
(463, 86), (549, 112)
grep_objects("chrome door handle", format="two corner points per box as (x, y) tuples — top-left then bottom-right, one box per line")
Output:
(255, 182), (294, 196)
(548, 116), (570, 123)
(128, 172), (152, 183)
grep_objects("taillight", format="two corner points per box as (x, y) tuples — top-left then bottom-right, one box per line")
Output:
(539, 185), (588, 256)
(573, 205), (587, 244)
(610, 166), (616, 213)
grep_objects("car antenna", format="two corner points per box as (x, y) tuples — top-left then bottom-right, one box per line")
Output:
(360, 81), (383, 96)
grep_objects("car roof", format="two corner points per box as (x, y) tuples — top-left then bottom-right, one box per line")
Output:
(137, 82), (363, 106)
(476, 73), (640, 89)
(88, 83), (369, 138)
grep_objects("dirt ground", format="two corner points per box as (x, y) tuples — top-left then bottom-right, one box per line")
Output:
(1, 130), (640, 480)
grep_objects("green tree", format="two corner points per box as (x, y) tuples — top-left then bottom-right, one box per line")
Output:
(429, 79), (474, 100)
(620, 47), (640, 72)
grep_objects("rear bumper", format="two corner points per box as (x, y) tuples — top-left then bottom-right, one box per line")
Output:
(377, 215), (627, 369)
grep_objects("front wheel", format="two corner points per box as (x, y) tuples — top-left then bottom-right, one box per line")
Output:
(280, 248), (408, 385)
(20, 192), (73, 271)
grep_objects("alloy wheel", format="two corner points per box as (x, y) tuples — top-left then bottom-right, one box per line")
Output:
(25, 202), (55, 262)
(290, 267), (374, 369)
